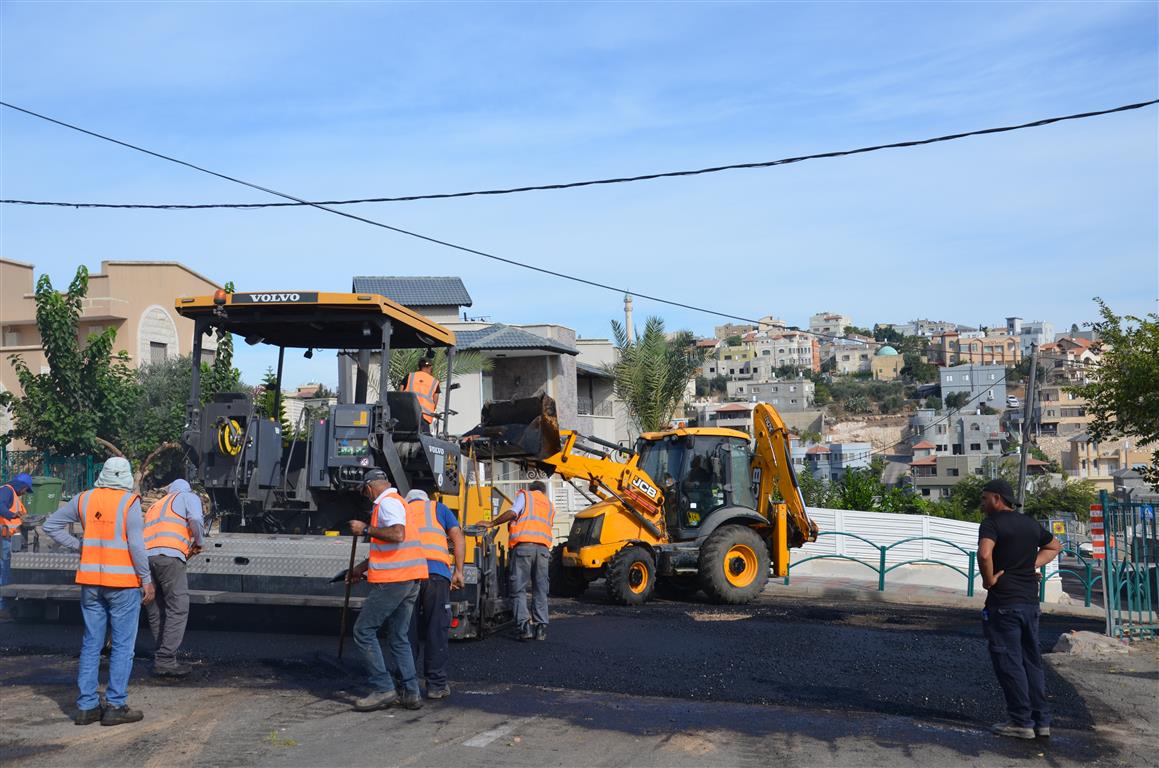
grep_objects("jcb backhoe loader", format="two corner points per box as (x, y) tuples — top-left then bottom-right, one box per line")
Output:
(470, 396), (819, 605)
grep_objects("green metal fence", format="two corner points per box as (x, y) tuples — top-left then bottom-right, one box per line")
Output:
(1098, 490), (1158, 640)
(0, 448), (95, 498)
(784, 531), (981, 597)
(1040, 546), (1103, 607)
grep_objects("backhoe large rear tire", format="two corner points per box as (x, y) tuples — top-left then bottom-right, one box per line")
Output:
(605, 546), (656, 606)
(549, 543), (588, 598)
(698, 525), (770, 605)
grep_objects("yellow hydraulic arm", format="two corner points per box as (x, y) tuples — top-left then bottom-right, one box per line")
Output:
(752, 402), (819, 551)
(535, 430), (668, 542)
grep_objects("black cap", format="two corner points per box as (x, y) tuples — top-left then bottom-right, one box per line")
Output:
(982, 478), (1016, 508)
(361, 468), (389, 487)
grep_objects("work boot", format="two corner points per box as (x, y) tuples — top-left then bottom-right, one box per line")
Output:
(515, 622), (533, 641)
(399, 692), (424, 710)
(74, 707), (103, 726)
(153, 662), (192, 678)
(353, 689), (398, 712)
(991, 722), (1035, 740)
(101, 705), (144, 726)
(534, 623), (547, 641)
(1035, 726), (1051, 738)
(425, 685), (451, 700)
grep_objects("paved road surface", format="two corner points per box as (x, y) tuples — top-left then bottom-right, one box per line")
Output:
(2, 592), (1155, 767)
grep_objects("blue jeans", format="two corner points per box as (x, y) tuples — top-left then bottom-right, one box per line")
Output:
(353, 580), (420, 696)
(510, 543), (550, 627)
(0, 536), (11, 610)
(983, 603), (1051, 729)
(79, 585), (142, 710)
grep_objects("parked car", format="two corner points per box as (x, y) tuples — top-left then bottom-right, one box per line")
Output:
(1006, 396), (1021, 408)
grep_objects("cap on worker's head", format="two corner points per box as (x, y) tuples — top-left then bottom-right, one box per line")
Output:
(982, 478), (1016, 508)
(361, 468), (389, 487)
(11, 473), (33, 492)
(405, 488), (430, 503)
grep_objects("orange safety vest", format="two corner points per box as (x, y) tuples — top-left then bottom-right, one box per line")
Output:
(508, 489), (555, 548)
(404, 370), (439, 424)
(1, 483), (26, 538)
(409, 498), (453, 567)
(367, 490), (429, 583)
(75, 488), (142, 589)
(143, 492), (192, 557)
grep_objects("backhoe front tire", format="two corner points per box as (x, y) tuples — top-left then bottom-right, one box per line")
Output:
(698, 525), (770, 605)
(605, 546), (655, 605)
(549, 543), (588, 598)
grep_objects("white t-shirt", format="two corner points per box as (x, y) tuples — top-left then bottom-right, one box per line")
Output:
(510, 490), (527, 519)
(372, 487), (407, 527)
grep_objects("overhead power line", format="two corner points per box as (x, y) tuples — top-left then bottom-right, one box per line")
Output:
(2, 99), (1156, 210)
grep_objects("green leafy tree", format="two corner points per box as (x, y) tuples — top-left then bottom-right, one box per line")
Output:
(1022, 478), (1098, 522)
(901, 353), (937, 382)
(611, 317), (703, 433)
(386, 347), (492, 387)
(724, 335), (743, 347)
(944, 391), (971, 409)
(923, 395), (943, 410)
(813, 382), (833, 405)
(843, 325), (873, 338)
(199, 282), (243, 403)
(0, 266), (138, 455)
(1070, 299), (1159, 490)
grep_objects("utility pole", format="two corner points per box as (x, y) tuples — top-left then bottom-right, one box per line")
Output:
(1016, 342), (1038, 511)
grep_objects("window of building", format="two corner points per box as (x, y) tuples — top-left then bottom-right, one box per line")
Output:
(971, 423), (981, 431)
(970, 443), (981, 451)
(963, 374), (970, 383)
(945, 375), (953, 383)
(936, 425), (946, 434)
(790, 399), (798, 404)
(921, 488), (931, 497)
(952, 445), (963, 455)
(936, 444), (947, 452)
(150, 341), (168, 364)
(948, 468), (959, 477)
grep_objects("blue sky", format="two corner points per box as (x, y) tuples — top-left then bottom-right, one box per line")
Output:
(1, 1), (1156, 387)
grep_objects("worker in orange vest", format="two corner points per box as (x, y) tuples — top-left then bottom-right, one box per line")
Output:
(400, 358), (440, 433)
(483, 480), (555, 641)
(404, 487), (465, 700)
(346, 468), (428, 712)
(142, 478), (205, 677)
(0, 472), (33, 617)
(43, 457), (155, 727)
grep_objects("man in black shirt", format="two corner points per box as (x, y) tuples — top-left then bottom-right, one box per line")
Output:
(977, 478), (1062, 740)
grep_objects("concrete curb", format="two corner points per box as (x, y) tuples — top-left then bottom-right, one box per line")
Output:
(764, 581), (1106, 619)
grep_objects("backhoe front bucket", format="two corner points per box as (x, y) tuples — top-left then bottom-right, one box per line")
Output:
(463, 394), (561, 460)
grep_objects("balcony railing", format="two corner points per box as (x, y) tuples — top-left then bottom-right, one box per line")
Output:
(577, 397), (614, 418)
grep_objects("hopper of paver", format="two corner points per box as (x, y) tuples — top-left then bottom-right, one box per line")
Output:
(463, 393), (562, 460)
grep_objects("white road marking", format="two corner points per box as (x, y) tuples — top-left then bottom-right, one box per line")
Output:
(463, 717), (535, 748)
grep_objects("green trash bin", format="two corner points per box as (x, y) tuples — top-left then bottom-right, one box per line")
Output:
(25, 475), (65, 516)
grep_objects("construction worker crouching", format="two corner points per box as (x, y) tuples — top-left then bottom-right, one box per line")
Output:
(483, 480), (555, 641)
(0, 472), (33, 618)
(404, 487), (465, 700)
(143, 478), (204, 677)
(346, 468), (428, 711)
(42, 457), (155, 726)
(400, 358), (440, 434)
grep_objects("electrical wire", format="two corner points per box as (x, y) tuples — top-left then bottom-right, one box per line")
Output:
(2, 99), (1155, 210)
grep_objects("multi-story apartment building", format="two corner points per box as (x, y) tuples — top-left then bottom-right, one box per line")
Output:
(725, 378), (815, 411)
(885, 319), (958, 337)
(909, 408), (1005, 456)
(1039, 337), (1100, 382)
(824, 336), (878, 375)
(809, 312), (853, 338)
(1037, 384), (1091, 437)
(791, 440), (872, 482)
(938, 363), (1007, 408)
(928, 330), (1022, 366)
(1064, 433), (1152, 492)
(1006, 317), (1055, 355)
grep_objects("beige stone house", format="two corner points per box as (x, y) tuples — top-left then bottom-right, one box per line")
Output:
(1, 258), (221, 412)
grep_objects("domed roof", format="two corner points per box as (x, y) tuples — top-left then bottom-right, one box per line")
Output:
(876, 345), (899, 356)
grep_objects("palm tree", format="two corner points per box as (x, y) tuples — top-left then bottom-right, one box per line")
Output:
(610, 316), (703, 433)
(366, 348), (493, 397)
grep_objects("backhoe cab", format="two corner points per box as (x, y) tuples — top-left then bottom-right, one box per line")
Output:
(473, 397), (817, 605)
(176, 290), (463, 533)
